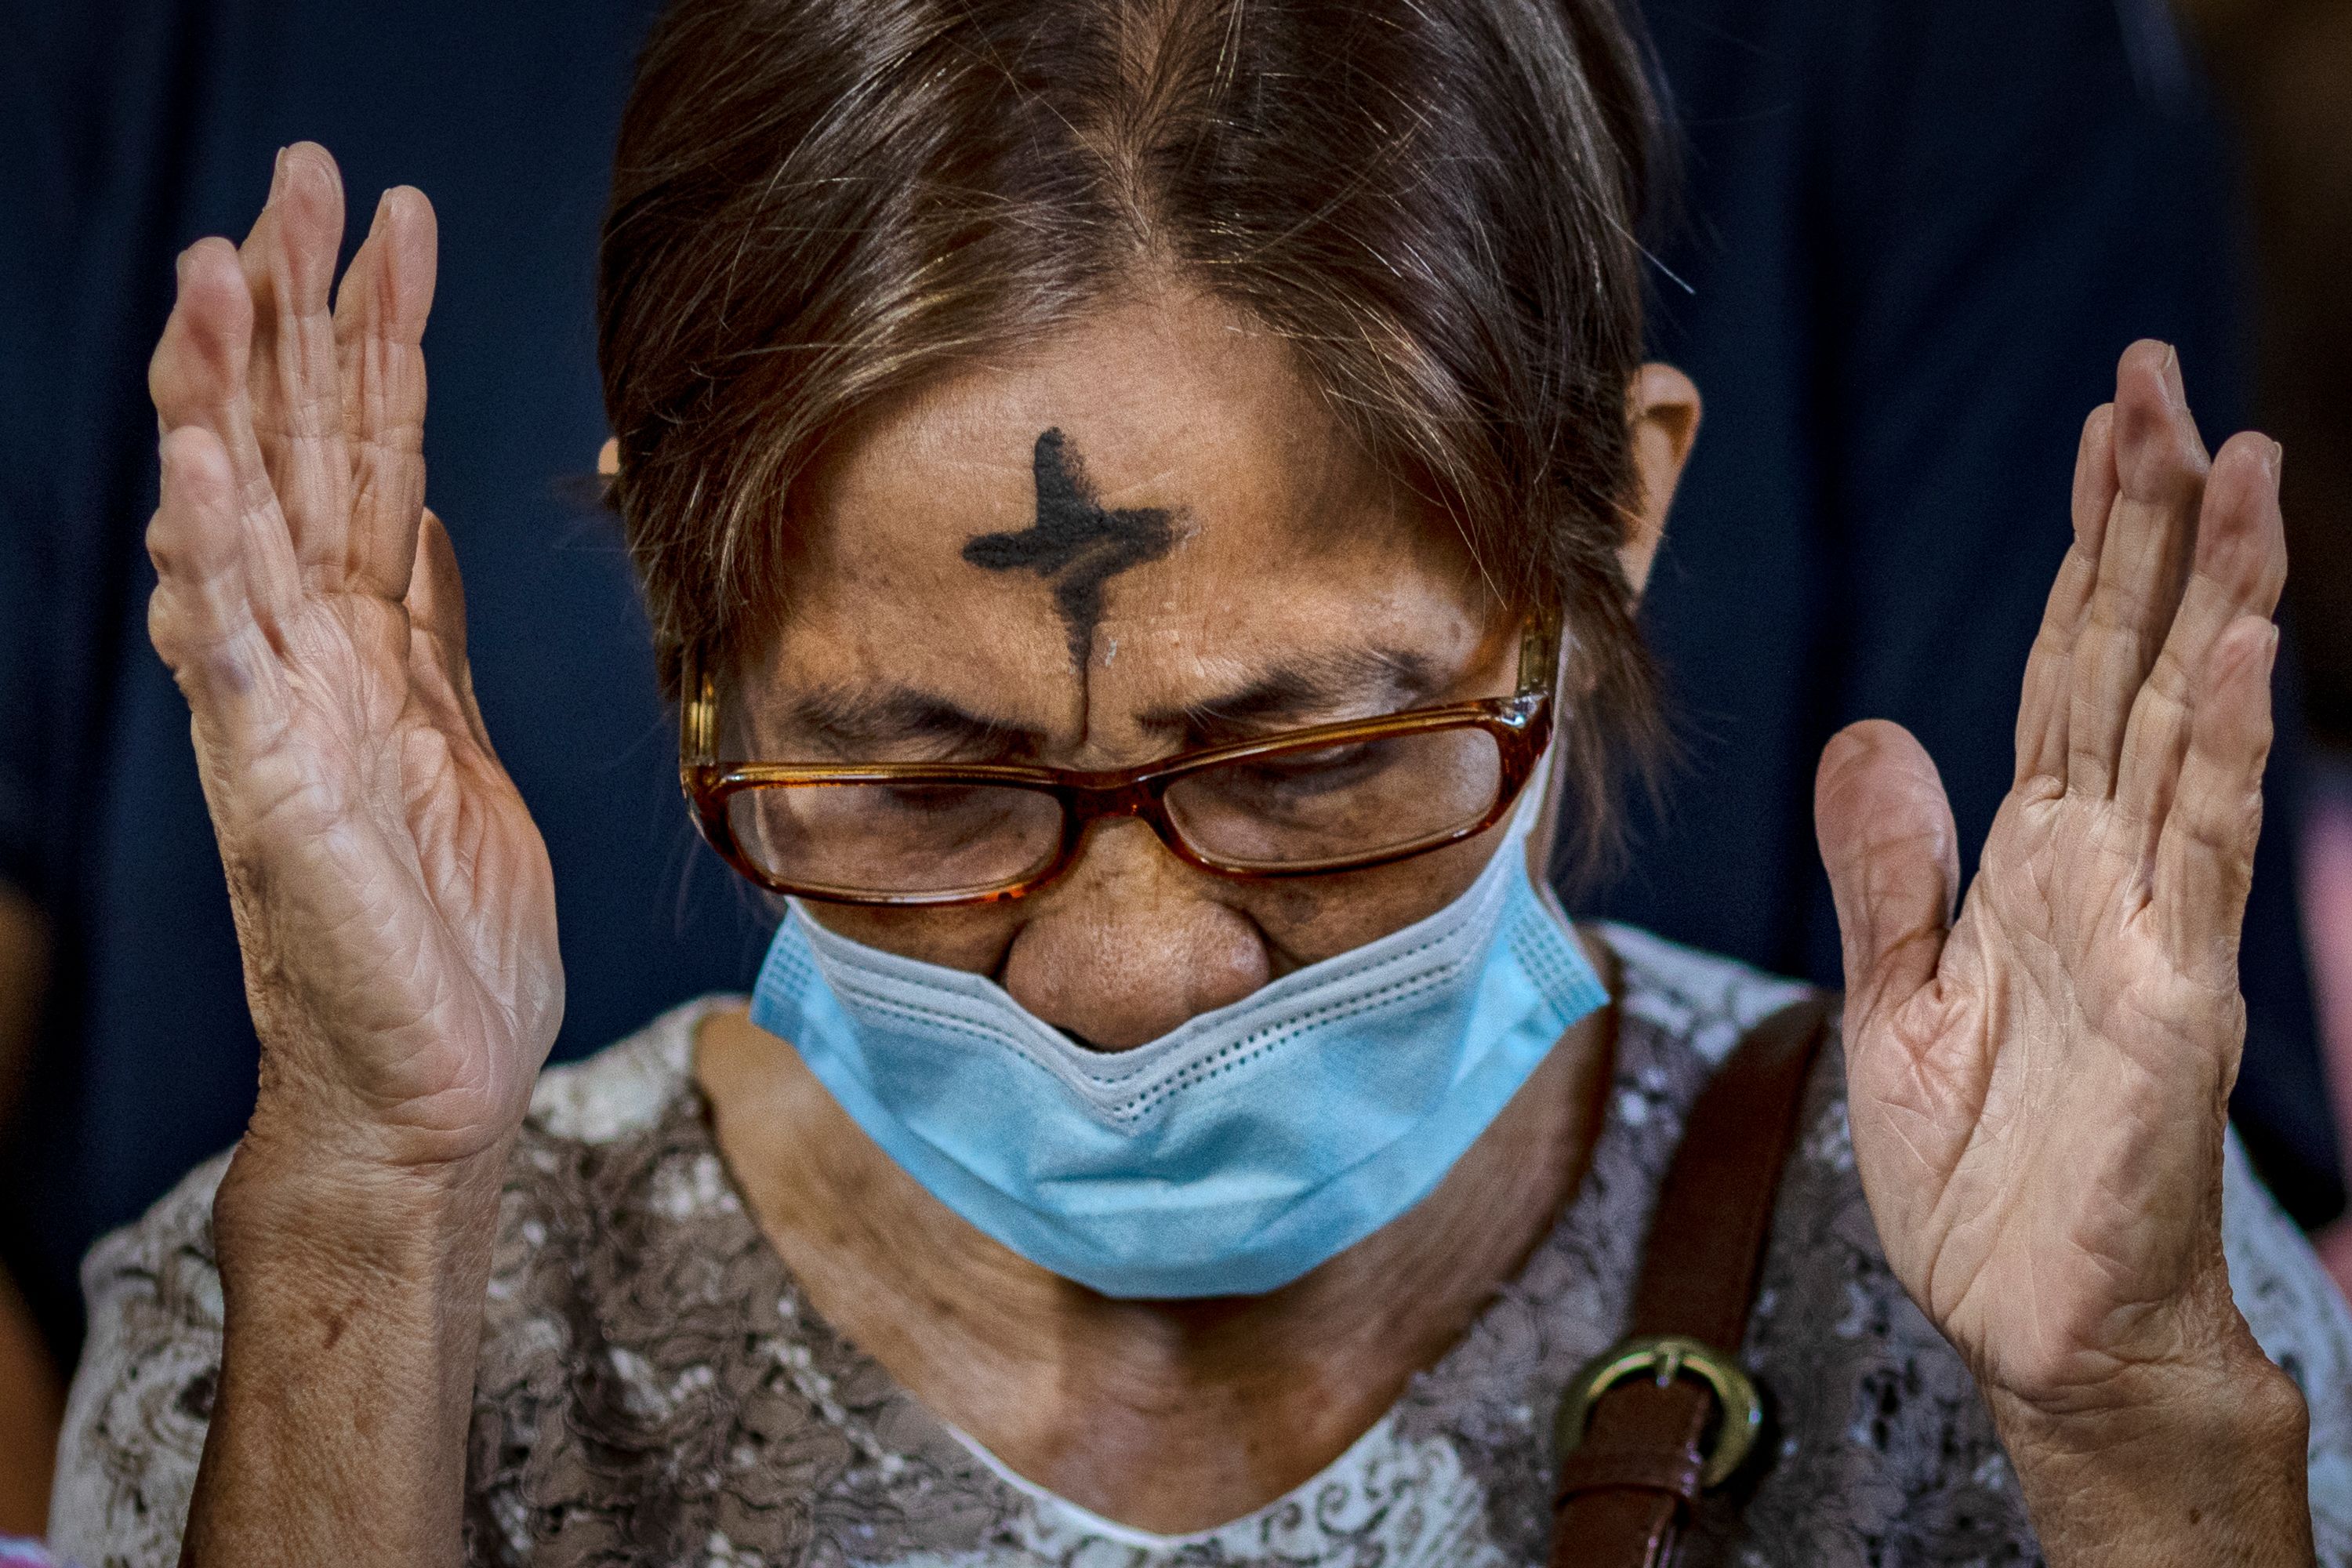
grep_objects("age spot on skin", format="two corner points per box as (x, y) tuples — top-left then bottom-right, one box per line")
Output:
(963, 428), (1178, 667)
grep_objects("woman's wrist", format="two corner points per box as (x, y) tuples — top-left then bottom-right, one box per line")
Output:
(212, 1125), (510, 1300)
(210, 1109), (514, 1383)
(1988, 1333), (2314, 1568)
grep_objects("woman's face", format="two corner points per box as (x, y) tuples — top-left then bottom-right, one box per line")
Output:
(739, 289), (1690, 1049)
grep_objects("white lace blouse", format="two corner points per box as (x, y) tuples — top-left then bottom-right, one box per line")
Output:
(51, 927), (2352, 1566)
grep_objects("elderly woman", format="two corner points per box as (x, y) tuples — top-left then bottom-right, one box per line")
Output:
(48, 0), (2352, 1563)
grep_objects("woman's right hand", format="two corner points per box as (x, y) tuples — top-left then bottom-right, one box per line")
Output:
(147, 142), (561, 1178)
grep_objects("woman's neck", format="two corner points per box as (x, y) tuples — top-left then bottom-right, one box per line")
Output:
(693, 945), (1617, 1536)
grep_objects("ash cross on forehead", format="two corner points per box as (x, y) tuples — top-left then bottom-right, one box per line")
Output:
(962, 429), (1178, 666)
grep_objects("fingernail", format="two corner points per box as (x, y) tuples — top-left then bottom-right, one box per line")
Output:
(2270, 439), (2286, 482)
(369, 188), (391, 239)
(269, 145), (289, 201)
(2160, 345), (2185, 408)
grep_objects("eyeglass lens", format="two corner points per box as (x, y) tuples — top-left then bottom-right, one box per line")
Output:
(1163, 727), (1503, 869)
(728, 782), (1065, 899)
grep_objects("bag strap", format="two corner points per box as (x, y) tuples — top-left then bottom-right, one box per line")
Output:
(1548, 992), (1836, 1568)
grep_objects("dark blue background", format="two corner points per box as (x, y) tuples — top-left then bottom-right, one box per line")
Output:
(1610, 0), (2335, 1229)
(1, 0), (2336, 1359)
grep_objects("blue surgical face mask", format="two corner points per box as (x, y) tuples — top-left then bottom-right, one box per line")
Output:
(746, 756), (1608, 1298)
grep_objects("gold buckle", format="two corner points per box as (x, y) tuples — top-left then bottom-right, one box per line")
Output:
(1555, 1334), (1765, 1490)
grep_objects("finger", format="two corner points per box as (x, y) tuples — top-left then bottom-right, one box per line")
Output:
(147, 424), (296, 753)
(150, 239), (311, 617)
(334, 184), (437, 599)
(2014, 404), (2119, 788)
(2066, 341), (2210, 799)
(2151, 615), (2277, 992)
(404, 509), (498, 761)
(1817, 720), (1960, 1022)
(2114, 433), (2288, 835)
(240, 142), (354, 587)
(151, 238), (280, 520)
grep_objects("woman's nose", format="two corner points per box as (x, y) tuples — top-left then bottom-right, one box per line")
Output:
(997, 819), (1270, 1050)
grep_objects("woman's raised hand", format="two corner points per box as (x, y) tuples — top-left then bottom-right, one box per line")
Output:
(147, 144), (561, 1177)
(1816, 342), (2310, 1559)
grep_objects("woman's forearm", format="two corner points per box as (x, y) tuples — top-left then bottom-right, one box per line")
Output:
(180, 1129), (510, 1568)
(1991, 1345), (2314, 1568)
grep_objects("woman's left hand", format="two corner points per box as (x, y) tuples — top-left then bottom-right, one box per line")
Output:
(1816, 341), (2310, 1563)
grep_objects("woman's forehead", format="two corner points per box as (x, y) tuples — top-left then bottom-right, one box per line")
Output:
(768, 292), (1494, 715)
(811, 291), (1392, 565)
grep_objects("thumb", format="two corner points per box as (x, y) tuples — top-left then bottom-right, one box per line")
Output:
(1815, 720), (1958, 1019)
(404, 507), (499, 763)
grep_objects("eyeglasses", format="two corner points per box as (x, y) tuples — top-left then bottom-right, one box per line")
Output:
(680, 615), (1556, 907)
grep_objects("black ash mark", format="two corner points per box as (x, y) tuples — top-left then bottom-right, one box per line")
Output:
(962, 428), (1177, 666)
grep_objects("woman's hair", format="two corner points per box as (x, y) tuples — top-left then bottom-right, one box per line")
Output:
(600, 0), (1663, 870)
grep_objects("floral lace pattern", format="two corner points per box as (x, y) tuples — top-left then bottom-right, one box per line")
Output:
(52, 925), (2352, 1566)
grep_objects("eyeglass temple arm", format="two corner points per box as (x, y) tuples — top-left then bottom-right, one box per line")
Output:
(681, 647), (717, 770)
(1518, 609), (1563, 695)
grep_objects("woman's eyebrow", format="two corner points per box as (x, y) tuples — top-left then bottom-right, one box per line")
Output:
(776, 684), (1036, 757)
(1152, 646), (1443, 740)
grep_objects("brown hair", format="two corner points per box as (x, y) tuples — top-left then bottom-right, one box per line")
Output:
(600, 0), (1662, 870)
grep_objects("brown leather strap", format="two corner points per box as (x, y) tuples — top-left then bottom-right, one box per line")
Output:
(1550, 993), (1836, 1568)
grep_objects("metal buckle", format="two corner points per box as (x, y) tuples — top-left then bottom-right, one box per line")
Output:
(1555, 1333), (1766, 1490)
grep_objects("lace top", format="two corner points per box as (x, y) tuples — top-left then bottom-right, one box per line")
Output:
(51, 925), (2352, 1566)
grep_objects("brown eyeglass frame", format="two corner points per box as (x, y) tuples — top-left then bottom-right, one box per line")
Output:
(680, 614), (1558, 907)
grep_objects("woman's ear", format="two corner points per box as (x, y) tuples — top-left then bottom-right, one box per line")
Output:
(1621, 363), (1701, 599)
(1524, 365), (1699, 887)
